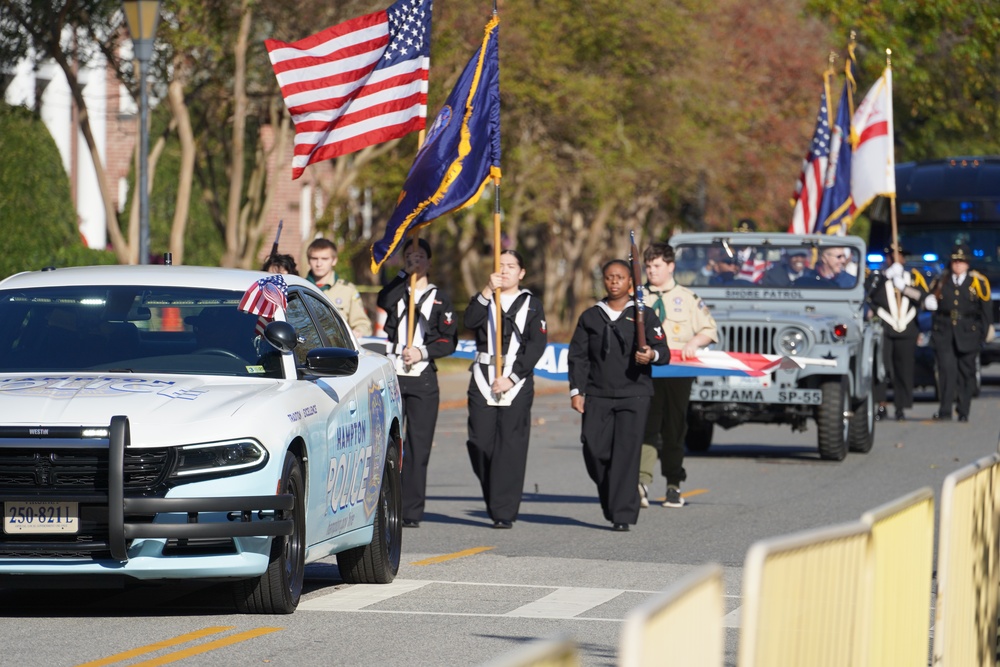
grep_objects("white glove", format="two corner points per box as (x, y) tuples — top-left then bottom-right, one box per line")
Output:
(892, 275), (906, 291)
(883, 262), (904, 280)
(924, 294), (938, 311)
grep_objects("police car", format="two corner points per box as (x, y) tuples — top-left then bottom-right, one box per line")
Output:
(0, 265), (404, 613)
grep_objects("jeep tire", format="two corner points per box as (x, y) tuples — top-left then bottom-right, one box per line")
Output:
(847, 390), (875, 453)
(817, 378), (849, 461)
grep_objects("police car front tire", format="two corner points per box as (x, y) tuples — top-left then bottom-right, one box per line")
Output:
(232, 451), (306, 614)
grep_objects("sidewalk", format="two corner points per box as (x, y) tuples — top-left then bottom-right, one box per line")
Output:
(436, 370), (567, 411)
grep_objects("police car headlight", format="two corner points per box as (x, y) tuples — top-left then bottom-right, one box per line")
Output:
(172, 440), (268, 478)
(777, 328), (808, 356)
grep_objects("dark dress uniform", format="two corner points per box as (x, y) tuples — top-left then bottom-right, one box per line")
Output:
(377, 271), (458, 524)
(930, 247), (992, 421)
(868, 266), (930, 420)
(464, 290), (547, 526)
(568, 301), (669, 527)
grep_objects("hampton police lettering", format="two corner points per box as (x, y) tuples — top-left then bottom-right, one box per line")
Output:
(327, 445), (373, 515)
(336, 421), (367, 450)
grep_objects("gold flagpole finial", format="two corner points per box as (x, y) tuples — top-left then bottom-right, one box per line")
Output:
(850, 29), (856, 43)
(886, 48), (892, 67)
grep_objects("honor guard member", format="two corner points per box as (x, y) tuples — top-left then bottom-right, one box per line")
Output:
(376, 238), (458, 527)
(306, 238), (374, 337)
(464, 250), (547, 529)
(868, 245), (931, 421)
(569, 260), (670, 532)
(927, 243), (992, 422)
(637, 242), (717, 509)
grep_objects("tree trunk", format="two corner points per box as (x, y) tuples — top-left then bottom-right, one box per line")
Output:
(221, 0), (252, 268)
(168, 72), (196, 265)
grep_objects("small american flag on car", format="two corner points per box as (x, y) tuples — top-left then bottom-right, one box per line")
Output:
(239, 275), (288, 335)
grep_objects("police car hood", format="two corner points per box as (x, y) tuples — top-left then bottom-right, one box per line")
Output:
(0, 373), (280, 446)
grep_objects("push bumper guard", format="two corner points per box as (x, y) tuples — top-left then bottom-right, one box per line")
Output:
(1, 416), (293, 561)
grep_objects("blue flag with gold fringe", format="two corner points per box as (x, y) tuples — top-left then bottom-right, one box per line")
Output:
(370, 15), (501, 273)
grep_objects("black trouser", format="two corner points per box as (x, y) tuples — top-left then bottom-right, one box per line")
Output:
(935, 339), (977, 418)
(884, 333), (917, 410)
(400, 371), (439, 522)
(641, 377), (693, 487)
(466, 375), (534, 523)
(581, 394), (650, 525)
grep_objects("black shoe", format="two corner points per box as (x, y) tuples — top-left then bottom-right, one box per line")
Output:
(875, 405), (887, 421)
(932, 412), (952, 422)
(403, 519), (420, 528)
(895, 410), (905, 422)
(612, 523), (630, 532)
(958, 414), (969, 423)
(492, 520), (512, 529)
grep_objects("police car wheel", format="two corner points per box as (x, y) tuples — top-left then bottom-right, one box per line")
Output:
(816, 379), (849, 461)
(232, 452), (305, 614)
(338, 438), (402, 583)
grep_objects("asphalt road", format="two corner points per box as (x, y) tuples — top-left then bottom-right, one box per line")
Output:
(4, 371), (999, 667)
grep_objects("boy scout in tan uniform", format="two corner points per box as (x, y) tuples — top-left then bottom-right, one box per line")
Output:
(306, 238), (373, 337)
(638, 241), (717, 508)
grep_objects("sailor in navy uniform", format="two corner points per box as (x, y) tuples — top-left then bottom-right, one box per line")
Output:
(568, 259), (670, 531)
(928, 243), (992, 422)
(376, 238), (458, 527)
(464, 250), (547, 529)
(868, 246), (930, 421)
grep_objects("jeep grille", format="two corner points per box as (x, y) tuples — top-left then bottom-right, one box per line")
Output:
(719, 324), (779, 355)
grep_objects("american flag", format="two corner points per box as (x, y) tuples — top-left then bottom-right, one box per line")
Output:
(266, 0), (432, 180)
(239, 274), (288, 322)
(788, 73), (833, 234)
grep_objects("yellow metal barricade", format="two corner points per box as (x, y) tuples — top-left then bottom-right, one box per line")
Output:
(932, 452), (1000, 667)
(860, 487), (935, 667)
(618, 563), (724, 667)
(738, 520), (873, 667)
(480, 637), (580, 667)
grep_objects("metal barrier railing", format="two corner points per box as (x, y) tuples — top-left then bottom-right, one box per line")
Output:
(738, 520), (873, 667)
(932, 452), (1000, 666)
(861, 487), (936, 667)
(618, 563), (724, 667)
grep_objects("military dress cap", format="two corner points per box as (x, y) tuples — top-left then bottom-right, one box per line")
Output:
(883, 242), (908, 256)
(950, 243), (973, 262)
(734, 218), (757, 233)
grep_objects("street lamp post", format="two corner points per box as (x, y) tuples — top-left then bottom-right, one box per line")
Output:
(122, 0), (161, 265)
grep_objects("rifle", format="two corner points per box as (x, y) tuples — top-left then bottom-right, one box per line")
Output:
(629, 230), (647, 349)
(268, 220), (284, 265)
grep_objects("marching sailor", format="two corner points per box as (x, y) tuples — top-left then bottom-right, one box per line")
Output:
(464, 250), (547, 529)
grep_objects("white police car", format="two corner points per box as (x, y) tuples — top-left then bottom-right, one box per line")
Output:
(0, 265), (403, 613)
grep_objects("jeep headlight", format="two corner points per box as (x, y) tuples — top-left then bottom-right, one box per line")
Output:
(778, 328), (808, 356)
(173, 440), (268, 478)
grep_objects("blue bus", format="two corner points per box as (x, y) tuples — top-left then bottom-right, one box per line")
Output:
(867, 156), (999, 391)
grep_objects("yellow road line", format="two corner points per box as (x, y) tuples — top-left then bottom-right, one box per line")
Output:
(127, 627), (282, 667)
(411, 546), (495, 566)
(652, 488), (709, 503)
(73, 627), (235, 667)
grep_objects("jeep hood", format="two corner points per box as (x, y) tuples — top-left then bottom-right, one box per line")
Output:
(0, 373), (280, 446)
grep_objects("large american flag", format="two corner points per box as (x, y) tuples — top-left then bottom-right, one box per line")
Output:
(266, 0), (432, 180)
(788, 74), (833, 234)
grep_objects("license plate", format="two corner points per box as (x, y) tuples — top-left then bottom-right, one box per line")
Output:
(726, 375), (770, 389)
(4, 501), (79, 534)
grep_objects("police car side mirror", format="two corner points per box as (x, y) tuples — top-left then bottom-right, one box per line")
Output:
(264, 321), (298, 353)
(306, 348), (359, 376)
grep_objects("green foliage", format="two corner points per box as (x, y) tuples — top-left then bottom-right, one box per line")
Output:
(805, 0), (1000, 160)
(0, 104), (115, 279)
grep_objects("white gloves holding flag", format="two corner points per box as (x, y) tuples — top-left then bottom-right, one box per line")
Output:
(925, 294), (938, 311)
(884, 262), (906, 290)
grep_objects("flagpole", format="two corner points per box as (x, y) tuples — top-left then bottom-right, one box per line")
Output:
(406, 129), (427, 357)
(885, 49), (899, 261)
(490, 1), (503, 388)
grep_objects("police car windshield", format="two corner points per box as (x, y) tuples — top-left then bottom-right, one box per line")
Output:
(0, 286), (284, 378)
(672, 243), (860, 291)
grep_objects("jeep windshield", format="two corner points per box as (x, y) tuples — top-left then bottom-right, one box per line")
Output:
(0, 285), (284, 378)
(672, 242), (861, 291)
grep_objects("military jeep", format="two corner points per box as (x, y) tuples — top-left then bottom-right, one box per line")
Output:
(670, 233), (880, 461)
